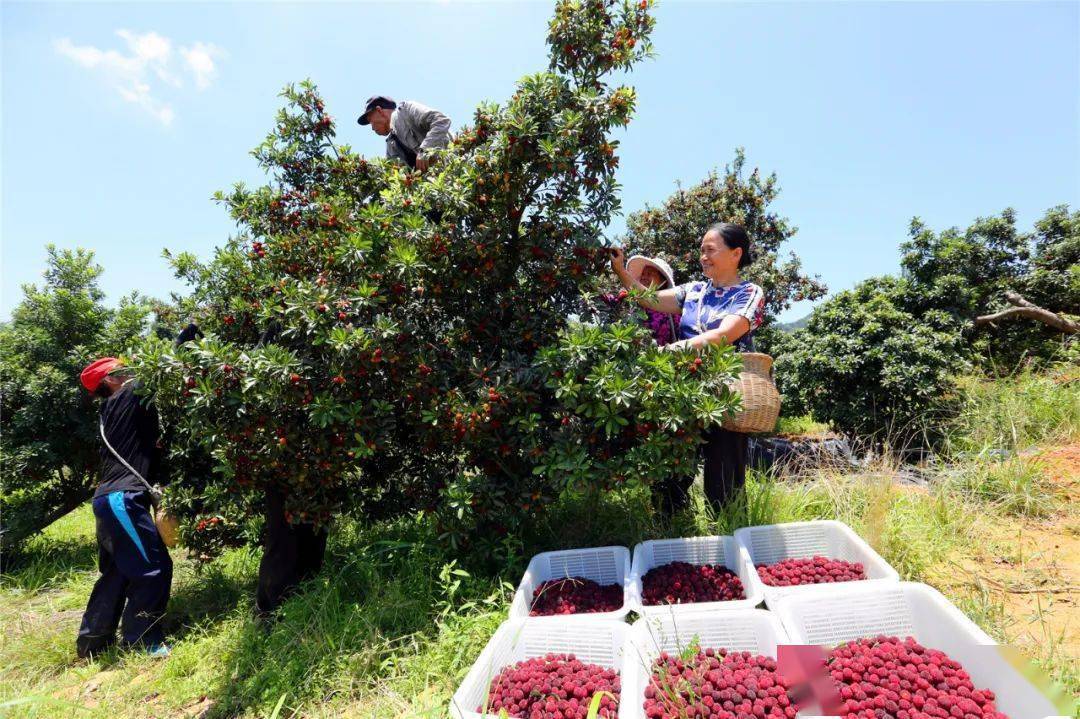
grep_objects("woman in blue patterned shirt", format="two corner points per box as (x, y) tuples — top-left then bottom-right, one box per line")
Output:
(610, 223), (765, 516)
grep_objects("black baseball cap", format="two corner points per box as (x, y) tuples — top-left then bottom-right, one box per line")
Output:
(357, 95), (397, 125)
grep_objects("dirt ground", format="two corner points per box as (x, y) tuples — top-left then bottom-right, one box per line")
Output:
(936, 442), (1079, 673)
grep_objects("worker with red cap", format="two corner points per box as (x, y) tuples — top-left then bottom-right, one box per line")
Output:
(75, 357), (172, 659)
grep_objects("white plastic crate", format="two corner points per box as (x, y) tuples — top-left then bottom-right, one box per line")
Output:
(773, 582), (1060, 719)
(449, 618), (632, 719)
(509, 545), (632, 621)
(623, 609), (790, 719)
(734, 519), (899, 607)
(628, 536), (763, 616)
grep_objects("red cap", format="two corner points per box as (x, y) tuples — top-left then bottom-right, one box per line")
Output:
(80, 357), (122, 392)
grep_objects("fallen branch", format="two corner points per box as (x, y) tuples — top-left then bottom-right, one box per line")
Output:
(975, 291), (1079, 334)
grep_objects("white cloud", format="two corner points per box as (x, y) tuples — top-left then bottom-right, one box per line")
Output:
(180, 42), (223, 91)
(53, 30), (225, 126)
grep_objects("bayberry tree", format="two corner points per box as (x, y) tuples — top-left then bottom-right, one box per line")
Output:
(0, 246), (164, 558)
(131, 0), (742, 560)
(619, 148), (827, 328)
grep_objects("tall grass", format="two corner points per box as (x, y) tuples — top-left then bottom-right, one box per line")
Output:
(943, 366), (1080, 456)
(946, 457), (1060, 518)
(929, 365), (1077, 520)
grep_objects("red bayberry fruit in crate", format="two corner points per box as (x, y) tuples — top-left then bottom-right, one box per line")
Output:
(529, 576), (622, 616)
(825, 636), (1009, 719)
(644, 647), (794, 718)
(480, 653), (620, 718)
(756, 556), (867, 587)
(640, 561), (746, 605)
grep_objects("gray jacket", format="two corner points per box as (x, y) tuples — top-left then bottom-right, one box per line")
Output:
(386, 100), (451, 165)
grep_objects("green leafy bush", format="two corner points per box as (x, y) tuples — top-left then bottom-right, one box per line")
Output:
(775, 206), (1077, 440)
(901, 207), (1078, 367)
(774, 276), (965, 441)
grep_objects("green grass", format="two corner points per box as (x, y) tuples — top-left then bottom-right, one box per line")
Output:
(773, 414), (830, 436)
(945, 456), (1061, 518)
(4, 474), (975, 719)
(943, 365), (1080, 456)
(2, 367), (1076, 718)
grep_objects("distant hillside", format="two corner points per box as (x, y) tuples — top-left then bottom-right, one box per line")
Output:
(777, 313), (811, 332)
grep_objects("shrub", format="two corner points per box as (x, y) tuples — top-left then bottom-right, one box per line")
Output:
(774, 276), (965, 441)
(901, 207), (1078, 367)
(775, 207), (1077, 442)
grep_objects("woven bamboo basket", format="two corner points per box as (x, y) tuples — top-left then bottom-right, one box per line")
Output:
(721, 352), (781, 433)
(155, 510), (180, 548)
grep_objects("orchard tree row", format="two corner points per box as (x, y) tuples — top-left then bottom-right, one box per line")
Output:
(775, 205), (1079, 441)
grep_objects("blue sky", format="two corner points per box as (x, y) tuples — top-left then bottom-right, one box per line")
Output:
(3, 1), (1077, 322)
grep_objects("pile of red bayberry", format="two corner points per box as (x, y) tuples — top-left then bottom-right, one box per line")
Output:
(643, 647), (795, 718)
(827, 636), (1009, 719)
(481, 653), (620, 718)
(756, 556), (867, 586)
(529, 577), (623, 616)
(640, 561), (746, 605)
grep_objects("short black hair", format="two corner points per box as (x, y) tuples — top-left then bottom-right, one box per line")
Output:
(707, 222), (753, 269)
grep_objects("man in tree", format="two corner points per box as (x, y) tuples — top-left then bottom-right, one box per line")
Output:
(76, 358), (172, 658)
(357, 95), (450, 171)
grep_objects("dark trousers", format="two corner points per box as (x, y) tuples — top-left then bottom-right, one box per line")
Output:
(77, 491), (173, 657)
(653, 427), (748, 515)
(255, 489), (328, 614)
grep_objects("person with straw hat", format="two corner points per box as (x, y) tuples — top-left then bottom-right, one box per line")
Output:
(75, 358), (172, 659)
(623, 254), (682, 346)
(609, 223), (766, 515)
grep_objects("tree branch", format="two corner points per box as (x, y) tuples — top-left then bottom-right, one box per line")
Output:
(975, 291), (1079, 334)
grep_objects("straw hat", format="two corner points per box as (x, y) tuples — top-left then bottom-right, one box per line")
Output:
(625, 255), (676, 289)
